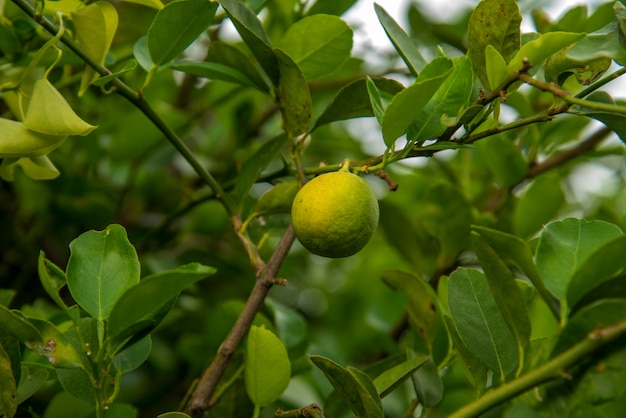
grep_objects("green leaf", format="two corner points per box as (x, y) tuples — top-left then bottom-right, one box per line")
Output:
(448, 268), (519, 380)
(374, 3), (426, 76)
(23, 318), (82, 369)
(444, 315), (488, 390)
(406, 56), (474, 142)
(309, 355), (384, 418)
(305, 0), (356, 16)
(412, 357), (444, 407)
(147, 0), (218, 67)
(513, 172), (565, 239)
(121, 0), (163, 9)
(472, 233), (531, 370)
(158, 413), (192, 418)
(67, 224), (140, 320)
(0, 343), (17, 418)
(41, 390), (95, 418)
(419, 182), (472, 258)
(172, 61), (260, 88)
(535, 218), (623, 307)
(266, 298), (307, 349)
(381, 68), (452, 145)
(571, 91), (626, 144)
(219, 0), (279, 85)
(1, 155), (60, 181)
(475, 135), (527, 188)
(381, 269), (437, 350)
(507, 31), (585, 75)
(233, 134), (287, 203)
(38, 252), (79, 323)
(567, 236), (626, 309)
(312, 77), (403, 130)
(558, 15), (626, 68)
(366, 76), (386, 126)
(277, 14), (353, 80)
(56, 367), (96, 404)
(552, 298), (626, 356)
(0, 305), (42, 344)
(467, 0), (521, 88)
(372, 353), (428, 398)
(485, 45), (509, 90)
(14, 364), (49, 410)
(0, 118), (67, 159)
(113, 335), (152, 373)
(107, 262), (215, 343)
(71, 1), (119, 95)
(92, 60), (138, 87)
(253, 180), (299, 216)
(23, 78), (97, 136)
(274, 49), (312, 137)
(471, 225), (558, 320)
(244, 325), (290, 407)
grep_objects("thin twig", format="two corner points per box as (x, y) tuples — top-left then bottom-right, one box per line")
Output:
(183, 225), (296, 417)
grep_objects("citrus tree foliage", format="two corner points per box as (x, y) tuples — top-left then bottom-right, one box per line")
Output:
(2, 0), (626, 417)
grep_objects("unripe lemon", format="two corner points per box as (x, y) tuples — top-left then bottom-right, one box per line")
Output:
(291, 171), (379, 258)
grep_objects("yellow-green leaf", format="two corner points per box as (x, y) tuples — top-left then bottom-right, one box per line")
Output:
(23, 79), (97, 136)
(0, 118), (67, 158)
(72, 1), (119, 95)
(121, 0), (164, 10)
(0, 156), (60, 181)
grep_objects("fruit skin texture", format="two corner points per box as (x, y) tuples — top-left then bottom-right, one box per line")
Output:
(291, 171), (379, 258)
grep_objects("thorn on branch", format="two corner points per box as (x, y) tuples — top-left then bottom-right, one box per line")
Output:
(268, 278), (288, 286)
(375, 170), (398, 191)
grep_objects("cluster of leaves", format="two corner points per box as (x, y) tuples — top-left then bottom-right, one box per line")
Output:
(1, 0), (626, 417)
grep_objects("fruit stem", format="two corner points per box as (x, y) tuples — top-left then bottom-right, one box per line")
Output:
(339, 158), (351, 172)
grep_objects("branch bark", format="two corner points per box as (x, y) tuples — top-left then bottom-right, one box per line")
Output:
(183, 225), (296, 417)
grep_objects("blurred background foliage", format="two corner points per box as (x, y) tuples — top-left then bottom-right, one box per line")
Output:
(1, 0), (626, 416)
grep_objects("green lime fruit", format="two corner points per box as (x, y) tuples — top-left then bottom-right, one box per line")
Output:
(291, 171), (379, 258)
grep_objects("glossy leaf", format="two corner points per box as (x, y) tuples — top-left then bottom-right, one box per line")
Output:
(92, 59), (138, 87)
(266, 298), (307, 348)
(253, 180), (299, 216)
(277, 14), (352, 80)
(71, 1), (119, 95)
(448, 268), (519, 379)
(147, 0), (218, 67)
(412, 357), (444, 407)
(38, 252), (78, 322)
(275, 49), (312, 137)
(244, 326), (290, 407)
(0, 305), (42, 344)
(406, 56), (474, 142)
(372, 353), (428, 398)
(571, 91), (626, 143)
(485, 45), (509, 90)
(0, 343), (17, 418)
(121, 0), (163, 9)
(172, 61), (260, 88)
(374, 3), (426, 76)
(513, 173), (565, 239)
(108, 262), (215, 343)
(467, 0), (521, 88)
(23, 78), (97, 136)
(309, 355), (383, 418)
(56, 367), (96, 404)
(13, 364), (48, 411)
(25, 318), (83, 368)
(366, 76), (386, 126)
(471, 225), (558, 319)
(535, 218), (623, 305)
(507, 31), (585, 74)
(444, 315), (488, 390)
(305, 0), (356, 16)
(567, 236), (626, 309)
(560, 13), (626, 67)
(219, 0), (279, 85)
(158, 413), (192, 418)
(381, 269), (437, 350)
(381, 69), (451, 145)
(67, 224), (140, 320)
(552, 298), (626, 356)
(312, 77), (404, 130)
(233, 134), (287, 203)
(113, 335), (152, 373)
(0, 118), (67, 158)
(472, 233), (531, 364)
